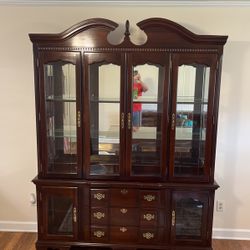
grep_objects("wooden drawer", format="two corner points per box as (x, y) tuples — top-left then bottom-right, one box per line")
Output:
(90, 189), (109, 207)
(110, 207), (139, 226)
(110, 188), (138, 207)
(140, 209), (158, 227)
(110, 226), (138, 243)
(91, 207), (108, 225)
(139, 190), (160, 207)
(90, 226), (108, 242)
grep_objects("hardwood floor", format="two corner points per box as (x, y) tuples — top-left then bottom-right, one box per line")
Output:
(0, 232), (36, 250)
(0, 232), (250, 250)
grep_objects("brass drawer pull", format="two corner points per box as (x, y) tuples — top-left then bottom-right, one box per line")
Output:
(128, 112), (131, 130)
(93, 212), (105, 219)
(120, 208), (128, 214)
(143, 213), (155, 221)
(77, 111), (81, 128)
(94, 230), (105, 238)
(121, 113), (125, 129)
(171, 113), (175, 130)
(144, 194), (156, 202)
(94, 193), (105, 200)
(143, 232), (154, 240)
(120, 189), (128, 195)
(172, 210), (176, 226)
(120, 227), (127, 233)
(73, 207), (77, 223)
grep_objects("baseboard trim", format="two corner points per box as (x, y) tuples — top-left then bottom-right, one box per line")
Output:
(213, 228), (250, 240)
(0, 222), (250, 240)
(0, 221), (37, 232)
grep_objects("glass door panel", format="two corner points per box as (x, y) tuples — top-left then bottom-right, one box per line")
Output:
(174, 64), (210, 177)
(42, 186), (78, 240)
(89, 61), (121, 176)
(131, 64), (164, 176)
(171, 191), (208, 244)
(44, 62), (78, 174)
(48, 194), (74, 235)
(175, 197), (204, 239)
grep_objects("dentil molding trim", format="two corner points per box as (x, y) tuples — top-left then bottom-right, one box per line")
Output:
(1, 0), (250, 7)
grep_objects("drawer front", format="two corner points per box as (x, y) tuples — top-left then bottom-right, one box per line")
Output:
(91, 226), (108, 242)
(90, 189), (109, 207)
(91, 207), (108, 225)
(110, 207), (139, 226)
(139, 190), (160, 207)
(110, 226), (138, 243)
(110, 188), (138, 207)
(140, 209), (158, 227)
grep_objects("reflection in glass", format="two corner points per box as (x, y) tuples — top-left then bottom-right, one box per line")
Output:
(174, 64), (210, 177)
(44, 62), (77, 174)
(131, 64), (163, 176)
(48, 195), (73, 235)
(175, 197), (204, 239)
(89, 63), (120, 175)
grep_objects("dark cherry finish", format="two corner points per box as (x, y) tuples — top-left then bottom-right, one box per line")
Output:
(30, 18), (227, 250)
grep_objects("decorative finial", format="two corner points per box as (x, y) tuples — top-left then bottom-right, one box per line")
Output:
(124, 20), (130, 37)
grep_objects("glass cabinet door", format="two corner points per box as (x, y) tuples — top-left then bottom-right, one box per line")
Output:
(86, 53), (123, 177)
(128, 53), (168, 177)
(171, 191), (209, 245)
(170, 54), (217, 180)
(40, 186), (78, 240)
(39, 52), (81, 177)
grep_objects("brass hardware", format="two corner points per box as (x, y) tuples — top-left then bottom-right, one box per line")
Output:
(172, 210), (176, 226)
(128, 112), (131, 130)
(77, 111), (81, 128)
(94, 230), (105, 238)
(120, 227), (127, 233)
(144, 194), (156, 202)
(120, 189), (128, 195)
(94, 193), (105, 200)
(143, 232), (154, 240)
(171, 113), (175, 130)
(120, 208), (128, 214)
(143, 213), (155, 221)
(73, 207), (77, 223)
(93, 212), (105, 219)
(121, 113), (125, 129)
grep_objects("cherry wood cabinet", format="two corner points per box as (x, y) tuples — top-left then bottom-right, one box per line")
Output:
(30, 18), (227, 250)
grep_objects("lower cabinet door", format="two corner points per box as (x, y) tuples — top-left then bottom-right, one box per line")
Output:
(171, 191), (210, 246)
(39, 186), (78, 240)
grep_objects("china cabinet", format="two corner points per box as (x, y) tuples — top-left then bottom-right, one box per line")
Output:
(29, 17), (227, 250)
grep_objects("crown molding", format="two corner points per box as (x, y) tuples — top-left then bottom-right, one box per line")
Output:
(1, 0), (250, 7)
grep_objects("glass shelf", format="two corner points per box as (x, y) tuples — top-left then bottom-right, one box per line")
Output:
(46, 96), (76, 102)
(177, 96), (208, 103)
(90, 97), (120, 103)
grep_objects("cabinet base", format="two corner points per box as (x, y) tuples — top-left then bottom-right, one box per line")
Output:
(36, 241), (213, 250)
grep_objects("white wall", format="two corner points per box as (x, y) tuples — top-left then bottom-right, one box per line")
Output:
(0, 4), (250, 237)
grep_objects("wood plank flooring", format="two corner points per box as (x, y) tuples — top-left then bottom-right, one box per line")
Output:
(0, 232), (250, 250)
